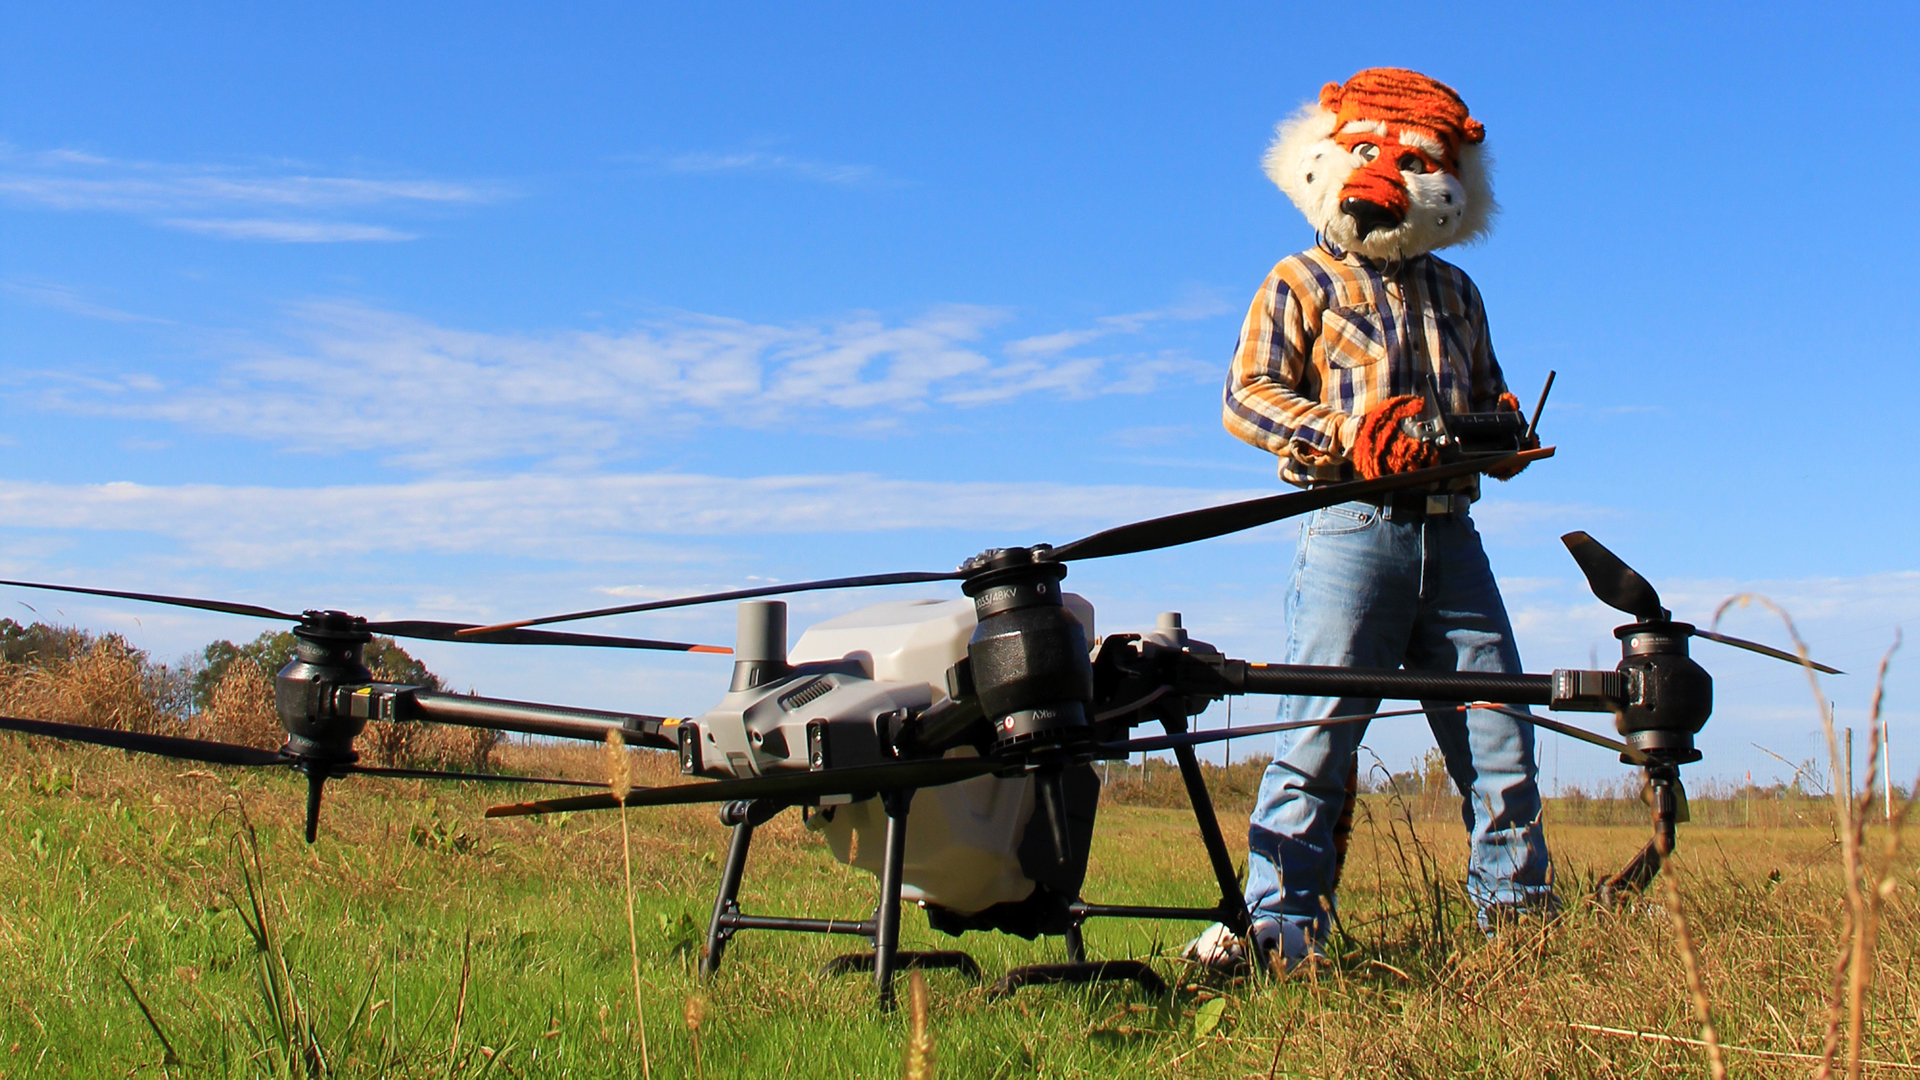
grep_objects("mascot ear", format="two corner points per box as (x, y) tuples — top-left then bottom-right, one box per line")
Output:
(1319, 81), (1343, 111)
(1462, 117), (1486, 145)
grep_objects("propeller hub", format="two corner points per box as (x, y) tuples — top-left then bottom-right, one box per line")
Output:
(299, 609), (370, 638)
(1618, 622), (1693, 656)
(959, 547), (1042, 576)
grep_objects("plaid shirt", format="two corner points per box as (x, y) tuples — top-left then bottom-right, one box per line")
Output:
(1222, 245), (1512, 487)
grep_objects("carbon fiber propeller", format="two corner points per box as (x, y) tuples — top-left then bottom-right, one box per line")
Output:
(1559, 534), (1841, 675)
(0, 713), (605, 841)
(0, 579), (729, 654)
(468, 449), (1553, 635)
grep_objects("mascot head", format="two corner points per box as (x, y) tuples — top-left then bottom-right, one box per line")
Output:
(1265, 67), (1495, 261)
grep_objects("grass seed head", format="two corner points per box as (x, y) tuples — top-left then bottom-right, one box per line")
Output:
(605, 729), (632, 801)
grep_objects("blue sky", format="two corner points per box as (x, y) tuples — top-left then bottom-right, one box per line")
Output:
(3, 2), (1916, 791)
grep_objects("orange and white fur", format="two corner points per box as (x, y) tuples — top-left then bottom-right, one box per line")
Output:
(1263, 72), (1496, 262)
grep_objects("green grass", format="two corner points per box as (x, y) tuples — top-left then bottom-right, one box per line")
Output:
(0, 739), (1914, 1078)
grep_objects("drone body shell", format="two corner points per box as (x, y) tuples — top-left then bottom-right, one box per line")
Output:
(681, 595), (1096, 915)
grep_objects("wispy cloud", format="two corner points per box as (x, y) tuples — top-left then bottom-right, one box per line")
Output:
(659, 149), (878, 185)
(3, 280), (169, 324)
(0, 145), (494, 241)
(1006, 298), (1233, 358)
(32, 299), (1220, 466)
(160, 218), (418, 242)
(0, 472), (1263, 568)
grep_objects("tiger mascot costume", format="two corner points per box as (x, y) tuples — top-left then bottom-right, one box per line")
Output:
(1190, 67), (1552, 973)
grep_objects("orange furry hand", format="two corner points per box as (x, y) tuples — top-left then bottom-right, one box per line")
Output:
(1349, 395), (1442, 480)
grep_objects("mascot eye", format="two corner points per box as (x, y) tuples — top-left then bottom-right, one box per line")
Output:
(1354, 143), (1379, 162)
(1398, 153), (1428, 174)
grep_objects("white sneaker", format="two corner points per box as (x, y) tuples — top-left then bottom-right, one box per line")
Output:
(1181, 920), (1283, 975)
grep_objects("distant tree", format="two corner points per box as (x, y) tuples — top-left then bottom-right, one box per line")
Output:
(0, 618), (93, 669)
(365, 638), (443, 690)
(190, 629), (441, 711)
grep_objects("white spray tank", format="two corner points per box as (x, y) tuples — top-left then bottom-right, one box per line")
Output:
(788, 595), (1095, 915)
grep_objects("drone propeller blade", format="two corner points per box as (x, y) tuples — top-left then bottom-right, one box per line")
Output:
(0, 579), (298, 622)
(1101, 706), (1437, 755)
(365, 620), (730, 654)
(1048, 449), (1553, 564)
(1474, 703), (1649, 765)
(463, 451), (1555, 636)
(485, 756), (1002, 817)
(459, 570), (966, 636)
(1691, 629), (1843, 675)
(0, 578), (727, 652)
(1560, 532), (1666, 621)
(350, 763), (606, 787)
(0, 713), (290, 768)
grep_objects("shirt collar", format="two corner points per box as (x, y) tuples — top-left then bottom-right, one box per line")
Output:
(1319, 240), (1427, 274)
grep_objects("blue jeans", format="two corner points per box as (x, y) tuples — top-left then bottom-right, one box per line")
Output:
(1244, 500), (1552, 937)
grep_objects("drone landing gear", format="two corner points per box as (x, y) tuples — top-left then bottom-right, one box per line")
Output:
(701, 790), (977, 1010)
(994, 737), (1259, 997)
(1596, 762), (1690, 907)
(987, 959), (1167, 998)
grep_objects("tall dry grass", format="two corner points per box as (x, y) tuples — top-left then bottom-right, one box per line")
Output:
(191, 656), (281, 747)
(0, 636), (167, 734)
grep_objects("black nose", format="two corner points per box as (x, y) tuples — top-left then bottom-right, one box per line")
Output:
(1341, 197), (1403, 238)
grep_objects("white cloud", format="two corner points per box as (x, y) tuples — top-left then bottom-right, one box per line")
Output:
(160, 218), (418, 242)
(33, 300), (1223, 466)
(1005, 298), (1232, 359)
(0, 145), (492, 241)
(662, 150), (876, 185)
(0, 471), (1266, 568)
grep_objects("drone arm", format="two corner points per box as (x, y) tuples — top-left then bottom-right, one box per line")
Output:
(1165, 654), (1632, 715)
(1234, 662), (1557, 705)
(334, 684), (680, 749)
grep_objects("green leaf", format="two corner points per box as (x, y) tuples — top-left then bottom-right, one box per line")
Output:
(1192, 997), (1226, 1038)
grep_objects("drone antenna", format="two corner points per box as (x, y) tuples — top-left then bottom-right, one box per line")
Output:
(1526, 370), (1557, 443)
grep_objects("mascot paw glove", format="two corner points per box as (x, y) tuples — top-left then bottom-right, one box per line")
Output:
(1484, 391), (1539, 481)
(1349, 394), (1443, 480)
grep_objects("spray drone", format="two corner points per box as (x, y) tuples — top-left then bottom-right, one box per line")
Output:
(0, 438), (1838, 1007)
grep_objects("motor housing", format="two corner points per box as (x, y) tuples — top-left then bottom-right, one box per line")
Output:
(962, 551), (1094, 750)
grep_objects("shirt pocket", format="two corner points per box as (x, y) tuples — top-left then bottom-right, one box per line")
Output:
(1320, 304), (1389, 371)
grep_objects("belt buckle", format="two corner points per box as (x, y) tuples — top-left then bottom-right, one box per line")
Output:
(1424, 494), (1452, 517)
